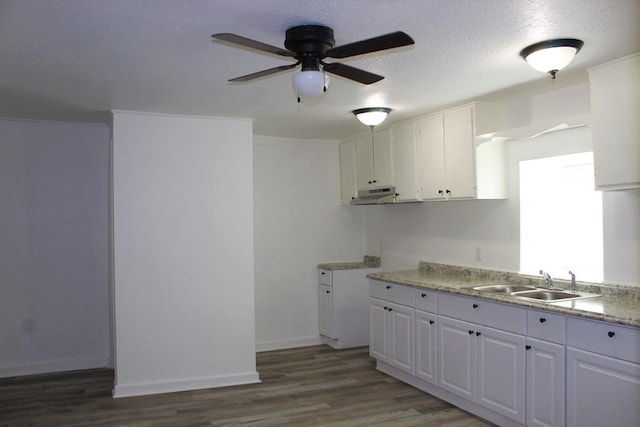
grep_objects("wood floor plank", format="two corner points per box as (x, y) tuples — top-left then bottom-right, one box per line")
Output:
(0, 345), (495, 426)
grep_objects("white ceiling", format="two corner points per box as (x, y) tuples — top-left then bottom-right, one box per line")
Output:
(1, 0), (639, 140)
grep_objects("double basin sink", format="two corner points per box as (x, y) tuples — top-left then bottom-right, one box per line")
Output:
(473, 284), (600, 302)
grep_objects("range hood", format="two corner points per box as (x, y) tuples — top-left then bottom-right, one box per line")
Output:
(350, 186), (397, 205)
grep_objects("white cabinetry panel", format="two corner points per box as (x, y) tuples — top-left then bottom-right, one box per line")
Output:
(438, 315), (476, 400)
(567, 347), (640, 427)
(589, 54), (640, 190)
(318, 284), (333, 338)
(477, 326), (526, 423)
(392, 121), (421, 201)
(354, 129), (393, 191)
(369, 298), (389, 361)
(339, 140), (357, 204)
(526, 337), (565, 427)
(415, 310), (437, 384)
(443, 106), (475, 199)
(318, 268), (379, 349)
(389, 302), (415, 374)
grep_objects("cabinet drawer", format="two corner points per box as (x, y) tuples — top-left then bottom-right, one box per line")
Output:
(318, 269), (332, 285)
(567, 317), (640, 364)
(438, 293), (525, 335)
(527, 309), (565, 344)
(370, 280), (414, 307)
(415, 288), (438, 313)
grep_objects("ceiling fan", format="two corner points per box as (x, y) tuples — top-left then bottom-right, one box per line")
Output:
(211, 25), (415, 99)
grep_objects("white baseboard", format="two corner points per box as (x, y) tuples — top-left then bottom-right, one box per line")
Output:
(0, 355), (112, 378)
(255, 336), (323, 352)
(112, 371), (260, 398)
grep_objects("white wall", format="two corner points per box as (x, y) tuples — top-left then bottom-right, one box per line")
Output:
(253, 136), (366, 351)
(364, 84), (640, 286)
(112, 111), (258, 397)
(0, 118), (111, 377)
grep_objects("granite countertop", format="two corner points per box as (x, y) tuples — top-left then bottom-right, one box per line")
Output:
(317, 255), (381, 271)
(368, 263), (640, 329)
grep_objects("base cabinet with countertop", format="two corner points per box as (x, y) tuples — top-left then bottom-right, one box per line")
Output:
(317, 263), (381, 349)
(368, 277), (640, 427)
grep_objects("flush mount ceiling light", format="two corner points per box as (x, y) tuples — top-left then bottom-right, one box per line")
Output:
(520, 38), (584, 79)
(352, 107), (392, 128)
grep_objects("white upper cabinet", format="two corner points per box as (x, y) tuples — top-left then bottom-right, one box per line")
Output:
(339, 140), (357, 204)
(417, 103), (506, 201)
(391, 121), (421, 202)
(588, 53), (640, 191)
(416, 114), (445, 200)
(338, 101), (506, 204)
(354, 128), (393, 191)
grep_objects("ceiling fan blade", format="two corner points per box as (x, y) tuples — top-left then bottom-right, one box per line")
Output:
(228, 63), (299, 82)
(212, 33), (294, 57)
(326, 31), (415, 59)
(323, 63), (384, 84)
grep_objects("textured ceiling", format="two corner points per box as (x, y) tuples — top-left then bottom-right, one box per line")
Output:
(1, 0), (639, 140)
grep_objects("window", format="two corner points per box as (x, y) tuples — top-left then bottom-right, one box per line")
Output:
(520, 152), (603, 282)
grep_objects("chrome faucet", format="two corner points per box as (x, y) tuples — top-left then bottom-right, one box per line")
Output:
(539, 270), (554, 288)
(568, 270), (576, 292)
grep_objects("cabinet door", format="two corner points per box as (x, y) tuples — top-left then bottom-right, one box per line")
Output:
(415, 310), (437, 384)
(526, 338), (565, 427)
(369, 298), (389, 362)
(388, 302), (415, 375)
(476, 326), (526, 424)
(373, 128), (393, 188)
(339, 140), (357, 204)
(391, 121), (420, 201)
(318, 284), (333, 338)
(443, 106), (475, 199)
(438, 315), (476, 400)
(416, 114), (445, 199)
(589, 54), (640, 190)
(354, 134), (373, 191)
(567, 347), (640, 427)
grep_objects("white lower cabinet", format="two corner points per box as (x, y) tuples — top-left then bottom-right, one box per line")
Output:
(477, 325), (526, 423)
(415, 309), (437, 384)
(566, 348), (640, 427)
(526, 338), (565, 427)
(526, 309), (566, 427)
(438, 315), (476, 400)
(369, 297), (415, 374)
(369, 298), (389, 361)
(389, 303), (415, 373)
(318, 267), (380, 349)
(438, 315), (526, 423)
(566, 317), (640, 427)
(368, 281), (639, 427)
(318, 284), (332, 338)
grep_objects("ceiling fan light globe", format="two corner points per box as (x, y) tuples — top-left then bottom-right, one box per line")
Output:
(292, 70), (326, 97)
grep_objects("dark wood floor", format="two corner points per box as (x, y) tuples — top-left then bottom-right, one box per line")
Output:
(0, 345), (494, 426)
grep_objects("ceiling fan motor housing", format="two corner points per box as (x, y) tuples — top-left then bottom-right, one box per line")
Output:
(285, 25), (335, 70)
